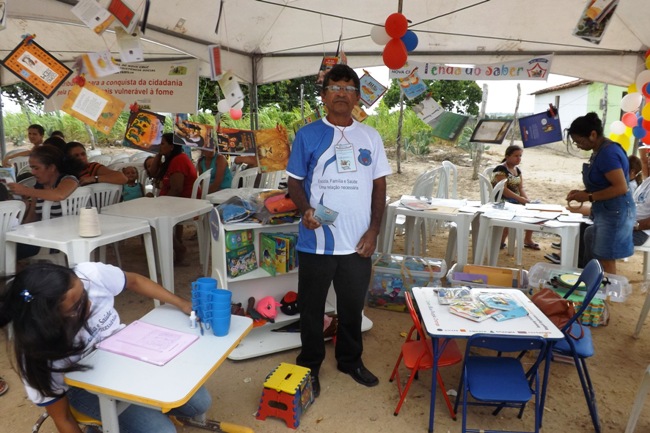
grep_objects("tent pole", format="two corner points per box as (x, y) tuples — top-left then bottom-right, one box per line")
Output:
(0, 91), (5, 161)
(250, 55), (260, 130)
(396, 89), (404, 174)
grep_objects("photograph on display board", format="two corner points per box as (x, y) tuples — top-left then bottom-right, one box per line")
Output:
(254, 125), (291, 173)
(216, 128), (256, 156)
(61, 83), (125, 133)
(470, 119), (513, 144)
(173, 118), (215, 150)
(519, 111), (562, 148)
(123, 109), (165, 151)
(1, 38), (73, 98)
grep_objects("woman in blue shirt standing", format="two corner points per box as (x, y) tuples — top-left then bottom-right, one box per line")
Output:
(566, 112), (635, 274)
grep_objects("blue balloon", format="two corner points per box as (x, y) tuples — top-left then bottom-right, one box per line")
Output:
(639, 116), (645, 127)
(401, 30), (418, 52)
(633, 126), (647, 139)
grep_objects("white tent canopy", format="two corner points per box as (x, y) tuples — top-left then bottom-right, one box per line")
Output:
(2, 0), (649, 88)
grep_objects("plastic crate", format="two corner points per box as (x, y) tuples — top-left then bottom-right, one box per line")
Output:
(446, 263), (529, 290)
(367, 253), (446, 313)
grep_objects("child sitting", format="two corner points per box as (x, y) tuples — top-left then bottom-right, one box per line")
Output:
(121, 165), (144, 201)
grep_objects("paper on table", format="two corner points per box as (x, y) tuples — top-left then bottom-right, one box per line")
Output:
(557, 213), (588, 223)
(483, 209), (515, 220)
(96, 320), (198, 366)
(525, 203), (566, 212)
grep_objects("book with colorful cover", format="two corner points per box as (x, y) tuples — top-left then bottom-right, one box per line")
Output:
(477, 292), (520, 310)
(437, 287), (472, 305)
(492, 306), (529, 321)
(449, 301), (499, 322)
(259, 233), (277, 276)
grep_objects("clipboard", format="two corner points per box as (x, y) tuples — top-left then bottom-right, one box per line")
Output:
(96, 320), (198, 366)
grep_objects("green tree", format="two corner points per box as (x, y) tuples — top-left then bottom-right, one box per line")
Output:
(382, 80), (482, 115)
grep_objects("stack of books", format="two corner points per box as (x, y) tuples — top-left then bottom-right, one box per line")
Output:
(259, 232), (298, 276)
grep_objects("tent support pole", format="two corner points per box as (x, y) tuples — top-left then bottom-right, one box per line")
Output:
(0, 92), (5, 160)
(250, 55), (260, 130)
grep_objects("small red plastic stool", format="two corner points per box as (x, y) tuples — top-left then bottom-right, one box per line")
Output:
(256, 363), (314, 429)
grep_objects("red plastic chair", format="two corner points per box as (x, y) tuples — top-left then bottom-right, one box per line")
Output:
(389, 291), (463, 418)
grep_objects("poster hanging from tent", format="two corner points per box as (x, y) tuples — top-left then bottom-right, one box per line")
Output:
(61, 82), (125, 133)
(470, 119), (513, 144)
(108, 0), (138, 33)
(80, 50), (121, 78)
(572, 0), (619, 45)
(413, 97), (469, 142)
(397, 67), (426, 100)
(123, 108), (165, 151)
(173, 118), (215, 150)
(216, 128), (256, 156)
(358, 71), (387, 107)
(1, 38), (72, 98)
(519, 111), (562, 148)
(71, 0), (114, 35)
(254, 126), (291, 173)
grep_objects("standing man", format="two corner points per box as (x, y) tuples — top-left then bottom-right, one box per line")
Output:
(287, 64), (392, 397)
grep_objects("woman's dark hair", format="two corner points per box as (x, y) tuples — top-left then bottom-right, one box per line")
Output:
(322, 64), (361, 92)
(64, 141), (85, 156)
(50, 130), (65, 140)
(501, 145), (523, 163)
(568, 112), (603, 138)
(43, 136), (67, 153)
(0, 263), (90, 397)
(157, 132), (183, 181)
(30, 144), (85, 178)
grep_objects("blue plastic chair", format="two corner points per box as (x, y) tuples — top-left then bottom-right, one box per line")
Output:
(454, 334), (547, 433)
(546, 258), (604, 433)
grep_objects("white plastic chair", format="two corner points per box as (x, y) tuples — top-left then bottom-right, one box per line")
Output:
(88, 183), (123, 266)
(18, 175), (37, 188)
(482, 165), (498, 180)
(259, 170), (284, 189)
(0, 200), (26, 276)
(478, 174), (506, 204)
(12, 156), (30, 175)
(633, 240), (650, 338)
(442, 161), (458, 199)
(110, 154), (131, 165)
(181, 169), (212, 275)
(129, 151), (151, 162)
(232, 167), (259, 188)
(88, 154), (112, 165)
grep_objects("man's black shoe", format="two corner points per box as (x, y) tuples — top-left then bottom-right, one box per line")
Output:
(338, 365), (379, 387)
(310, 375), (320, 398)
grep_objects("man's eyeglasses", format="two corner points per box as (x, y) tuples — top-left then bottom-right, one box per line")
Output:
(324, 85), (358, 93)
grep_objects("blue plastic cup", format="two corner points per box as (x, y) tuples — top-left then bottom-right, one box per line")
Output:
(191, 277), (218, 320)
(211, 312), (231, 337)
(211, 289), (232, 310)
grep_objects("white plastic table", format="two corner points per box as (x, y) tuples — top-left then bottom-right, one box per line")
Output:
(383, 197), (479, 267)
(65, 305), (253, 433)
(5, 214), (157, 281)
(473, 212), (582, 268)
(412, 286), (564, 433)
(102, 196), (213, 293)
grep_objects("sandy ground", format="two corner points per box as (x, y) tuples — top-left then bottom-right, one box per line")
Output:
(2, 142), (650, 433)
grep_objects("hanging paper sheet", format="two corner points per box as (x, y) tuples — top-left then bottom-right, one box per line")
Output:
(519, 111), (562, 148)
(123, 109), (165, 151)
(173, 118), (215, 150)
(61, 82), (125, 133)
(359, 71), (387, 108)
(397, 67), (427, 100)
(71, 0), (115, 35)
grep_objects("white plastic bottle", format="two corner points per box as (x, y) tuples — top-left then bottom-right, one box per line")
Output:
(189, 310), (197, 329)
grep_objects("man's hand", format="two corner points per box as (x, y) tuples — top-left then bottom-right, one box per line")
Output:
(301, 208), (321, 230)
(355, 229), (378, 257)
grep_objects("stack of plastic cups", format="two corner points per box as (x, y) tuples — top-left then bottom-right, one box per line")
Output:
(191, 277), (232, 337)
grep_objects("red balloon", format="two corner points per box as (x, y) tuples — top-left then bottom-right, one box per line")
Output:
(385, 13), (408, 39)
(643, 83), (650, 99)
(622, 112), (638, 127)
(383, 38), (408, 70)
(643, 119), (650, 130)
(645, 48), (650, 59)
(642, 134), (650, 145)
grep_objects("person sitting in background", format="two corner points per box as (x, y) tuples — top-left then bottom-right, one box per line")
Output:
(197, 148), (232, 193)
(0, 261), (215, 433)
(49, 130), (65, 140)
(65, 142), (127, 186)
(121, 165), (145, 201)
(629, 155), (643, 194)
(43, 136), (67, 154)
(154, 133), (198, 264)
(492, 145), (539, 250)
(2, 124), (45, 167)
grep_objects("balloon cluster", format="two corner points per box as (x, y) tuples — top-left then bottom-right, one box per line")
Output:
(370, 13), (418, 70)
(610, 50), (650, 149)
(217, 99), (244, 120)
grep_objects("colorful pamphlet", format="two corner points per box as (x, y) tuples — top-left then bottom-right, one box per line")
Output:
(123, 109), (165, 151)
(477, 292), (520, 310)
(436, 287), (472, 305)
(314, 203), (338, 226)
(492, 306), (529, 321)
(358, 71), (387, 108)
(71, 0), (115, 34)
(62, 82), (125, 133)
(449, 301), (499, 322)
(96, 320), (198, 366)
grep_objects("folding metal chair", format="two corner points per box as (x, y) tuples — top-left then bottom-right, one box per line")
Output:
(454, 334), (548, 433)
(390, 292), (462, 418)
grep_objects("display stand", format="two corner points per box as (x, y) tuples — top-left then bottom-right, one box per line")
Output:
(211, 214), (373, 360)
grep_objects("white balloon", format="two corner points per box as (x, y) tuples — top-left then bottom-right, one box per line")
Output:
(370, 25), (391, 45)
(621, 92), (643, 112)
(610, 120), (627, 135)
(234, 100), (244, 110)
(637, 70), (650, 92)
(217, 99), (230, 113)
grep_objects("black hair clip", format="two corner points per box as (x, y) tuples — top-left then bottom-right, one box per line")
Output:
(20, 289), (33, 303)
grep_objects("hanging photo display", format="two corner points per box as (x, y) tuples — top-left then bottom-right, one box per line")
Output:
(397, 66), (427, 100)
(123, 108), (166, 151)
(470, 119), (513, 144)
(61, 82), (125, 133)
(1, 38), (73, 98)
(254, 125), (291, 173)
(173, 117), (215, 150)
(519, 111), (562, 148)
(358, 71), (387, 108)
(572, 0), (619, 45)
(413, 96), (469, 142)
(216, 127), (256, 156)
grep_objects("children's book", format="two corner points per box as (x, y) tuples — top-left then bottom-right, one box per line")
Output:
(96, 320), (198, 366)
(492, 306), (529, 321)
(449, 301), (499, 322)
(259, 233), (277, 276)
(477, 292), (520, 310)
(437, 287), (472, 305)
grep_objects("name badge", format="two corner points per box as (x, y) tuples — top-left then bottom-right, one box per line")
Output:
(335, 143), (357, 173)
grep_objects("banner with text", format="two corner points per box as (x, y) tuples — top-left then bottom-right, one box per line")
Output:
(389, 55), (553, 81)
(45, 59), (199, 114)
